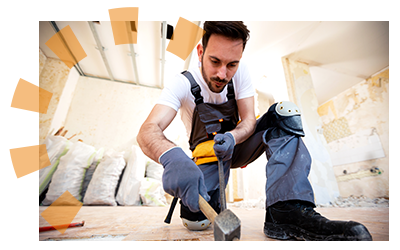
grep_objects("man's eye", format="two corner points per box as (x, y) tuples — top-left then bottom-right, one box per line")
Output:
(211, 60), (218, 64)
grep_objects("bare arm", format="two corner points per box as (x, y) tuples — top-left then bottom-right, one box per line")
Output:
(137, 104), (178, 163)
(229, 96), (256, 144)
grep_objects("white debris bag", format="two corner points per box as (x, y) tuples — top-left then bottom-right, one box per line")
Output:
(116, 145), (146, 205)
(83, 149), (126, 206)
(139, 177), (167, 206)
(39, 135), (72, 196)
(81, 148), (104, 199)
(42, 141), (96, 205)
(145, 160), (164, 181)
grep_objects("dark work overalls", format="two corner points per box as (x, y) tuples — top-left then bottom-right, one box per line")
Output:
(180, 71), (315, 221)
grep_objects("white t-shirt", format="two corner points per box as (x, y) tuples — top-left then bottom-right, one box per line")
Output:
(157, 61), (255, 138)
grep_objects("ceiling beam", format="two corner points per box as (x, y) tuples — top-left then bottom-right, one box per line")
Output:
(160, 21), (167, 89)
(49, 21), (85, 76)
(83, 75), (160, 89)
(88, 21), (115, 81)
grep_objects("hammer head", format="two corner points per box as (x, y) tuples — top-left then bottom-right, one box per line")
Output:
(213, 209), (241, 241)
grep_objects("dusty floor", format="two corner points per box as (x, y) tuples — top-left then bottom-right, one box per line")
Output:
(39, 204), (389, 241)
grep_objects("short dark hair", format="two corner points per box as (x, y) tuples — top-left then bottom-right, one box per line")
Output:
(202, 21), (250, 52)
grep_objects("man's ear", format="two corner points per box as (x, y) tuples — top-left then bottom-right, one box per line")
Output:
(196, 43), (203, 62)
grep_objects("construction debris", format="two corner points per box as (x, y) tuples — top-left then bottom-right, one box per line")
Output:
(54, 126), (64, 136)
(231, 195), (389, 210)
(231, 198), (266, 210)
(318, 195), (389, 208)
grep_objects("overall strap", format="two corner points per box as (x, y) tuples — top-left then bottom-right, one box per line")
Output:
(227, 80), (235, 100)
(182, 71), (203, 105)
(182, 70), (236, 104)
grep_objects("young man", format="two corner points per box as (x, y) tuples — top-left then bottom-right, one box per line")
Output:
(137, 21), (372, 241)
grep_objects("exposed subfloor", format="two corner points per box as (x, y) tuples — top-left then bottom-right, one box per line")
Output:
(39, 205), (389, 241)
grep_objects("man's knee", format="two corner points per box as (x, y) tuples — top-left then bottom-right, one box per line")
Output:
(262, 101), (305, 143)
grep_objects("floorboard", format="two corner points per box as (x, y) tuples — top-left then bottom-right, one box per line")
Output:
(39, 205), (389, 241)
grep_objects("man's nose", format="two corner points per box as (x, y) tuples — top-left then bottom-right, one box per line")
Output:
(216, 66), (227, 80)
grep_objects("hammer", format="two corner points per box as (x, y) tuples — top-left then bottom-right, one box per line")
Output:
(199, 195), (241, 241)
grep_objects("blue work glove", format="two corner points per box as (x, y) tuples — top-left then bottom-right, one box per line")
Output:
(159, 147), (210, 213)
(213, 132), (236, 161)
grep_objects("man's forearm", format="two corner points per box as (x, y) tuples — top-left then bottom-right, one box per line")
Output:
(137, 123), (177, 163)
(229, 117), (256, 145)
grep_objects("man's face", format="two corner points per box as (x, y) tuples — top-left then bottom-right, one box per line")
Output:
(197, 34), (243, 93)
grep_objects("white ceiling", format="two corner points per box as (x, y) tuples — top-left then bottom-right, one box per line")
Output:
(39, 21), (389, 105)
(243, 21), (389, 104)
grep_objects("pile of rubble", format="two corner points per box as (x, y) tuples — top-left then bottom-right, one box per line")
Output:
(318, 195), (389, 208)
(231, 198), (266, 210)
(230, 195), (389, 209)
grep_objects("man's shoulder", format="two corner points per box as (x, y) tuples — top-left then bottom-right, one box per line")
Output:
(158, 71), (192, 110)
(234, 61), (250, 78)
(233, 61), (255, 99)
(164, 71), (191, 90)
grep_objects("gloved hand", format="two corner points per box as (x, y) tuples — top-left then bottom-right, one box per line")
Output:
(159, 147), (210, 213)
(213, 132), (236, 162)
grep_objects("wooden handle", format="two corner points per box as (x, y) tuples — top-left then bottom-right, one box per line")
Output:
(198, 195), (218, 223)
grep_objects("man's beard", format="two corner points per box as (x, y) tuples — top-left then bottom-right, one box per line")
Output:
(201, 56), (229, 93)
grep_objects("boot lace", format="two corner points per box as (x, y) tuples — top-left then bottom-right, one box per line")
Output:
(300, 205), (321, 218)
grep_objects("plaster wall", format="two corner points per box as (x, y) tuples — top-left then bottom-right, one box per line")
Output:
(61, 76), (189, 161)
(39, 50), (71, 144)
(318, 68), (389, 198)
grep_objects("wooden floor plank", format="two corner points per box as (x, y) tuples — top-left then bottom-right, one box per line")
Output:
(39, 205), (389, 241)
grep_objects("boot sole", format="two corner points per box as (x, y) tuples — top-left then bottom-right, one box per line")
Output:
(264, 222), (372, 241)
